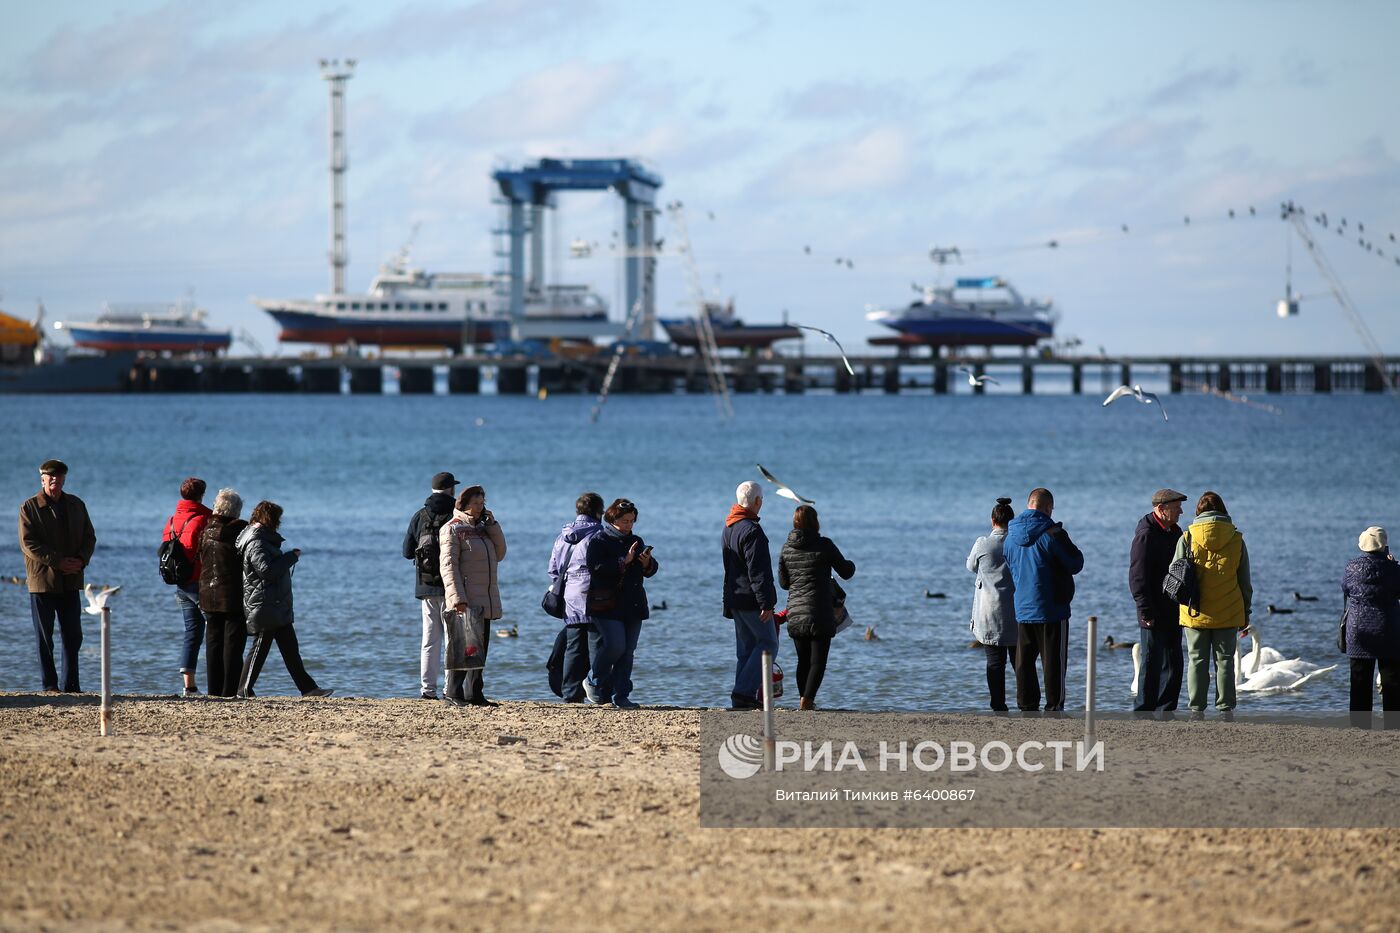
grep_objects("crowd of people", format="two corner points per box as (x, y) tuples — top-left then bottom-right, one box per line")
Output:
(14, 459), (1400, 723)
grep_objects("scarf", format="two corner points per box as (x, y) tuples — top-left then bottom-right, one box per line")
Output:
(600, 521), (626, 540)
(726, 505), (758, 527)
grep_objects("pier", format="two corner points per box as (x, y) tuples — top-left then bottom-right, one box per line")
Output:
(125, 354), (1400, 396)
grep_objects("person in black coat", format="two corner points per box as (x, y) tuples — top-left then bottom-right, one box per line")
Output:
(1128, 488), (1187, 714)
(1343, 526), (1400, 721)
(401, 471), (457, 699)
(582, 498), (658, 708)
(198, 488), (249, 698)
(778, 505), (855, 710)
(724, 481), (778, 709)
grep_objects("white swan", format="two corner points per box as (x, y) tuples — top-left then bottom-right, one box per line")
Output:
(1238, 663), (1338, 694)
(1128, 642), (1142, 696)
(1237, 622), (1286, 676)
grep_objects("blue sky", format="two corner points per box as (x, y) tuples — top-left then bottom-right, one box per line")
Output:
(2, 0), (1398, 356)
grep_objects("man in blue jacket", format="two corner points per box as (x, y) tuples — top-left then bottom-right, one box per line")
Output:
(723, 480), (777, 709)
(1004, 488), (1084, 713)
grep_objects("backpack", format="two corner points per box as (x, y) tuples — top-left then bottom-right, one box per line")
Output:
(158, 516), (196, 585)
(415, 509), (452, 584)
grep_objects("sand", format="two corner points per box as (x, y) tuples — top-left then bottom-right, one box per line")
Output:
(2, 692), (1399, 931)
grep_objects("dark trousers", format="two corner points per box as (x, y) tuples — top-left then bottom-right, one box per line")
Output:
(239, 625), (318, 695)
(1350, 657), (1400, 712)
(983, 644), (1016, 712)
(792, 636), (831, 702)
(562, 624), (593, 701)
(203, 611), (247, 698)
(1134, 625), (1184, 712)
(446, 628), (492, 701)
(1015, 621), (1064, 712)
(30, 592), (82, 692)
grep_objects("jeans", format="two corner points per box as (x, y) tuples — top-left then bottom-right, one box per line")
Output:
(1349, 657), (1400, 712)
(239, 624), (319, 695)
(419, 596), (447, 697)
(203, 610), (247, 698)
(1134, 625), (1184, 712)
(732, 609), (779, 705)
(1015, 621), (1063, 712)
(982, 643), (1015, 712)
(175, 583), (206, 675)
(588, 618), (642, 703)
(793, 636), (831, 703)
(562, 625), (593, 702)
(1185, 627), (1238, 711)
(30, 591), (82, 692)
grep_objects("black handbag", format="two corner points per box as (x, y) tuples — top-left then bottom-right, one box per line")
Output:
(541, 542), (575, 619)
(1337, 604), (1348, 654)
(1161, 529), (1201, 617)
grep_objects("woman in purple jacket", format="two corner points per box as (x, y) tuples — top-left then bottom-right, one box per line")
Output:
(1343, 525), (1400, 719)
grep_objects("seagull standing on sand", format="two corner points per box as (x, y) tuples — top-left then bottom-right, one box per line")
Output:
(794, 324), (855, 376)
(958, 367), (1000, 387)
(757, 464), (814, 505)
(1103, 384), (1169, 422)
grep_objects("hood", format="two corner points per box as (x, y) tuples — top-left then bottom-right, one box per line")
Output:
(1187, 512), (1238, 550)
(561, 515), (602, 545)
(423, 492), (455, 516)
(208, 516), (248, 543)
(785, 528), (820, 550)
(1005, 509), (1056, 548)
(173, 499), (212, 522)
(236, 523), (281, 551)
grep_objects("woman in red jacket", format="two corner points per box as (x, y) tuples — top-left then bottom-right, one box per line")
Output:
(163, 477), (212, 697)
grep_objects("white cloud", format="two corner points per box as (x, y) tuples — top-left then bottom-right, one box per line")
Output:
(760, 125), (915, 199)
(421, 61), (631, 143)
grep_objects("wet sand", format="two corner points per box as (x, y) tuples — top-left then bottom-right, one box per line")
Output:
(2, 693), (1398, 931)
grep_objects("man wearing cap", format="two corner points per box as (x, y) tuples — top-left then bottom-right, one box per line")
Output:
(18, 460), (97, 693)
(402, 471), (457, 699)
(1128, 489), (1187, 714)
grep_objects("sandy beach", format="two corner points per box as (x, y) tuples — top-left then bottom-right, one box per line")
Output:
(3, 693), (1399, 931)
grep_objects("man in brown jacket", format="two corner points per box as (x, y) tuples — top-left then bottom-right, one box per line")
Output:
(19, 459), (96, 692)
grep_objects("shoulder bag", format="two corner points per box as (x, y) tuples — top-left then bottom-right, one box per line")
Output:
(1161, 529), (1201, 618)
(541, 542), (575, 619)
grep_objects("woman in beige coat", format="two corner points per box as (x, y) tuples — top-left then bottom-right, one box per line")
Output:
(439, 484), (507, 707)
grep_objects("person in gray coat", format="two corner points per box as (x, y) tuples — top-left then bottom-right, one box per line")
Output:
(966, 498), (1018, 712)
(235, 500), (332, 699)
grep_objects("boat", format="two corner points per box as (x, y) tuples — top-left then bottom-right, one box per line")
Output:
(253, 256), (622, 349)
(658, 301), (803, 349)
(865, 277), (1056, 348)
(54, 301), (232, 354)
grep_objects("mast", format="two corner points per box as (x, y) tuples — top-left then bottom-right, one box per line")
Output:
(319, 58), (355, 294)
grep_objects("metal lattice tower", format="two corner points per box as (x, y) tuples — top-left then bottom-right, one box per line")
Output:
(319, 58), (355, 294)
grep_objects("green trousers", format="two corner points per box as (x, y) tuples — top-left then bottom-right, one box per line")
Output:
(1185, 626), (1238, 711)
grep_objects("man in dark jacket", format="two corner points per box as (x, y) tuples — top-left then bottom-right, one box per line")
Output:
(18, 459), (96, 693)
(1004, 487), (1084, 713)
(402, 471), (457, 700)
(723, 481), (777, 709)
(1128, 488), (1187, 714)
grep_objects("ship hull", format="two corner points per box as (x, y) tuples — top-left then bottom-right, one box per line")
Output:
(65, 326), (231, 353)
(658, 319), (802, 349)
(263, 308), (506, 347)
(869, 316), (1052, 347)
(0, 352), (138, 393)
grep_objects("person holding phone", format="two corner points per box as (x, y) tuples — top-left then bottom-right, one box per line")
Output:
(581, 498), (658, 708)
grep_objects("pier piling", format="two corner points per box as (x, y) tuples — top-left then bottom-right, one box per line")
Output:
(398, 366), (434, 395)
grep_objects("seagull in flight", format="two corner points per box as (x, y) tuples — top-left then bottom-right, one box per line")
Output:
(794, 324), (855, 375)
(957, 367), (999, 387)
(1103, 384), (1168, 422)
(757, 463), (814, 506)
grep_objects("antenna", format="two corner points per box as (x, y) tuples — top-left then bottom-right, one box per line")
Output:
(320, 58), (356, 294)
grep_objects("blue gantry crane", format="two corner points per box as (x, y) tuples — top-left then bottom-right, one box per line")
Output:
(492, 158), (663, 340)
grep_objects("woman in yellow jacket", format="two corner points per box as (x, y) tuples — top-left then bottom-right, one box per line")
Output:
(1172, 490), (1252, 715)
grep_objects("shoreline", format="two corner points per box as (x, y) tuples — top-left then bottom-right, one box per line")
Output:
(4, 693), (1399, 930)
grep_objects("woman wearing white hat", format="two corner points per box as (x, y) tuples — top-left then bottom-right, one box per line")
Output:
(1342, 525), (1400, 721)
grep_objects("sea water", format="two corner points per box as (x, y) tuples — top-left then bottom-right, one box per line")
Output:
(2, 390), (1396, 711)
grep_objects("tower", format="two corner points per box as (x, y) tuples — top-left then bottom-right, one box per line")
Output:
(319, 58), (355, 294)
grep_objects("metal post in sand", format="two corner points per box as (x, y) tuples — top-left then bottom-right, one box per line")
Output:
(761, 650), (775, 771)
(1084, 613), (1097, 744)
(100, 605), (112, 737)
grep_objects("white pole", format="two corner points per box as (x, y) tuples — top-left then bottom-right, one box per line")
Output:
(100, 605), (112, 737)
(1084, 613), (1097, 743)
(761, 649), (775, 771)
